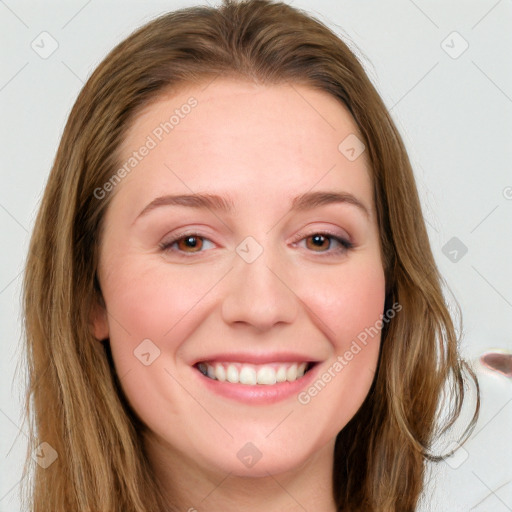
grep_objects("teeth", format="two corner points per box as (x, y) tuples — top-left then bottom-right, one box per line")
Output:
(197, 361), (310, 385)
(257, 366), (276, 385)
(226, 364), (238, 383)
(239, 366), (257, 385)
(286, 363), (298, 381)
(215, 364), (226, 382)
(276, 366), (287, 382)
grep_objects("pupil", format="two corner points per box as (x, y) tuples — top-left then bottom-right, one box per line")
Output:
(309, 234), (329, 251)
(179, 236), (202, 252)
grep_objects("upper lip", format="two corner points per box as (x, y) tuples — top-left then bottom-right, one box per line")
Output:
(192, 352), (320, 365)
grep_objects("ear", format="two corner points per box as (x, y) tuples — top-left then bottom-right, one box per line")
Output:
(90, 295), (110, 341)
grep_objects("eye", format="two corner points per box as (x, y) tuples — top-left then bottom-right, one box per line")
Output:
(160, 233), (214, 256)
(291, 232), (354, 256)
(160, 230), (354, 258)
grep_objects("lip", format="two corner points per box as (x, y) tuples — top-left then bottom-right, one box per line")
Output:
(192, 351), (318, 365)
(192, 360), (321, 405)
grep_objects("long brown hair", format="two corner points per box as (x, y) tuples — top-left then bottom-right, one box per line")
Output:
(20, 1), (479, 510)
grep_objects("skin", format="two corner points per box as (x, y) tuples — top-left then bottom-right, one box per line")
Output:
(92, 78), (386, 511)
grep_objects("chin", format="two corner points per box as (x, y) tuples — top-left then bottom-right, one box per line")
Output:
(196, 434), (329, 479)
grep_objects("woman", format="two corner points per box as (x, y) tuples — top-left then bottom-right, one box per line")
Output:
(21, 0), (479, 510)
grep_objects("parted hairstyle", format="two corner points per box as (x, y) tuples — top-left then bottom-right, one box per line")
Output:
(20, 0), (479, 510)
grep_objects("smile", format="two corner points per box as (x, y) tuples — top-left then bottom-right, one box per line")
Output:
(196, 361), (313, 385)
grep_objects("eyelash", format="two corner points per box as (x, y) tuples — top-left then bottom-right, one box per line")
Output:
(159, 230), (354, 258)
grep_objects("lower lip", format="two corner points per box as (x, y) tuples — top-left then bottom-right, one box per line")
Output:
(193, 363), (320, 405)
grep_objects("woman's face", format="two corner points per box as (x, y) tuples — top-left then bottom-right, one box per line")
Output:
(93, 78), (386, 478)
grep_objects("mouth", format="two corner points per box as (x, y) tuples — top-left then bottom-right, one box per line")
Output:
(194, 361), (316, 385)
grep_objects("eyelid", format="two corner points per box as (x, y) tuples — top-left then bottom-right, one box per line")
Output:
(289, 226), (351, 245)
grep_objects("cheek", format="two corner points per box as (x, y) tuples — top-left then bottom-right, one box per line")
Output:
(295, 256), (386, 424)
(303, 256), (386, 348)
(99, 254), (232, 404)
(100, 257), (217, 420)
(102, 256), (221, 343)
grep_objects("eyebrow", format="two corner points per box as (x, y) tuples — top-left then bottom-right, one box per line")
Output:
(134, 190), (371, 222)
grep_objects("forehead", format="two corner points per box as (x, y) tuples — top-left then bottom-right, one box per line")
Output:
(113, 78), (374, 217)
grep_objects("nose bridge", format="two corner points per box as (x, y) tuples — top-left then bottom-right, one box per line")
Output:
(220, 235), (298, 329)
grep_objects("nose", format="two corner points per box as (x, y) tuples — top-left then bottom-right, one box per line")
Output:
(221, 241), (299, 331)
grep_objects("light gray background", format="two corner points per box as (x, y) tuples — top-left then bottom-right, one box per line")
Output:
(1, 1), (511, 510)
